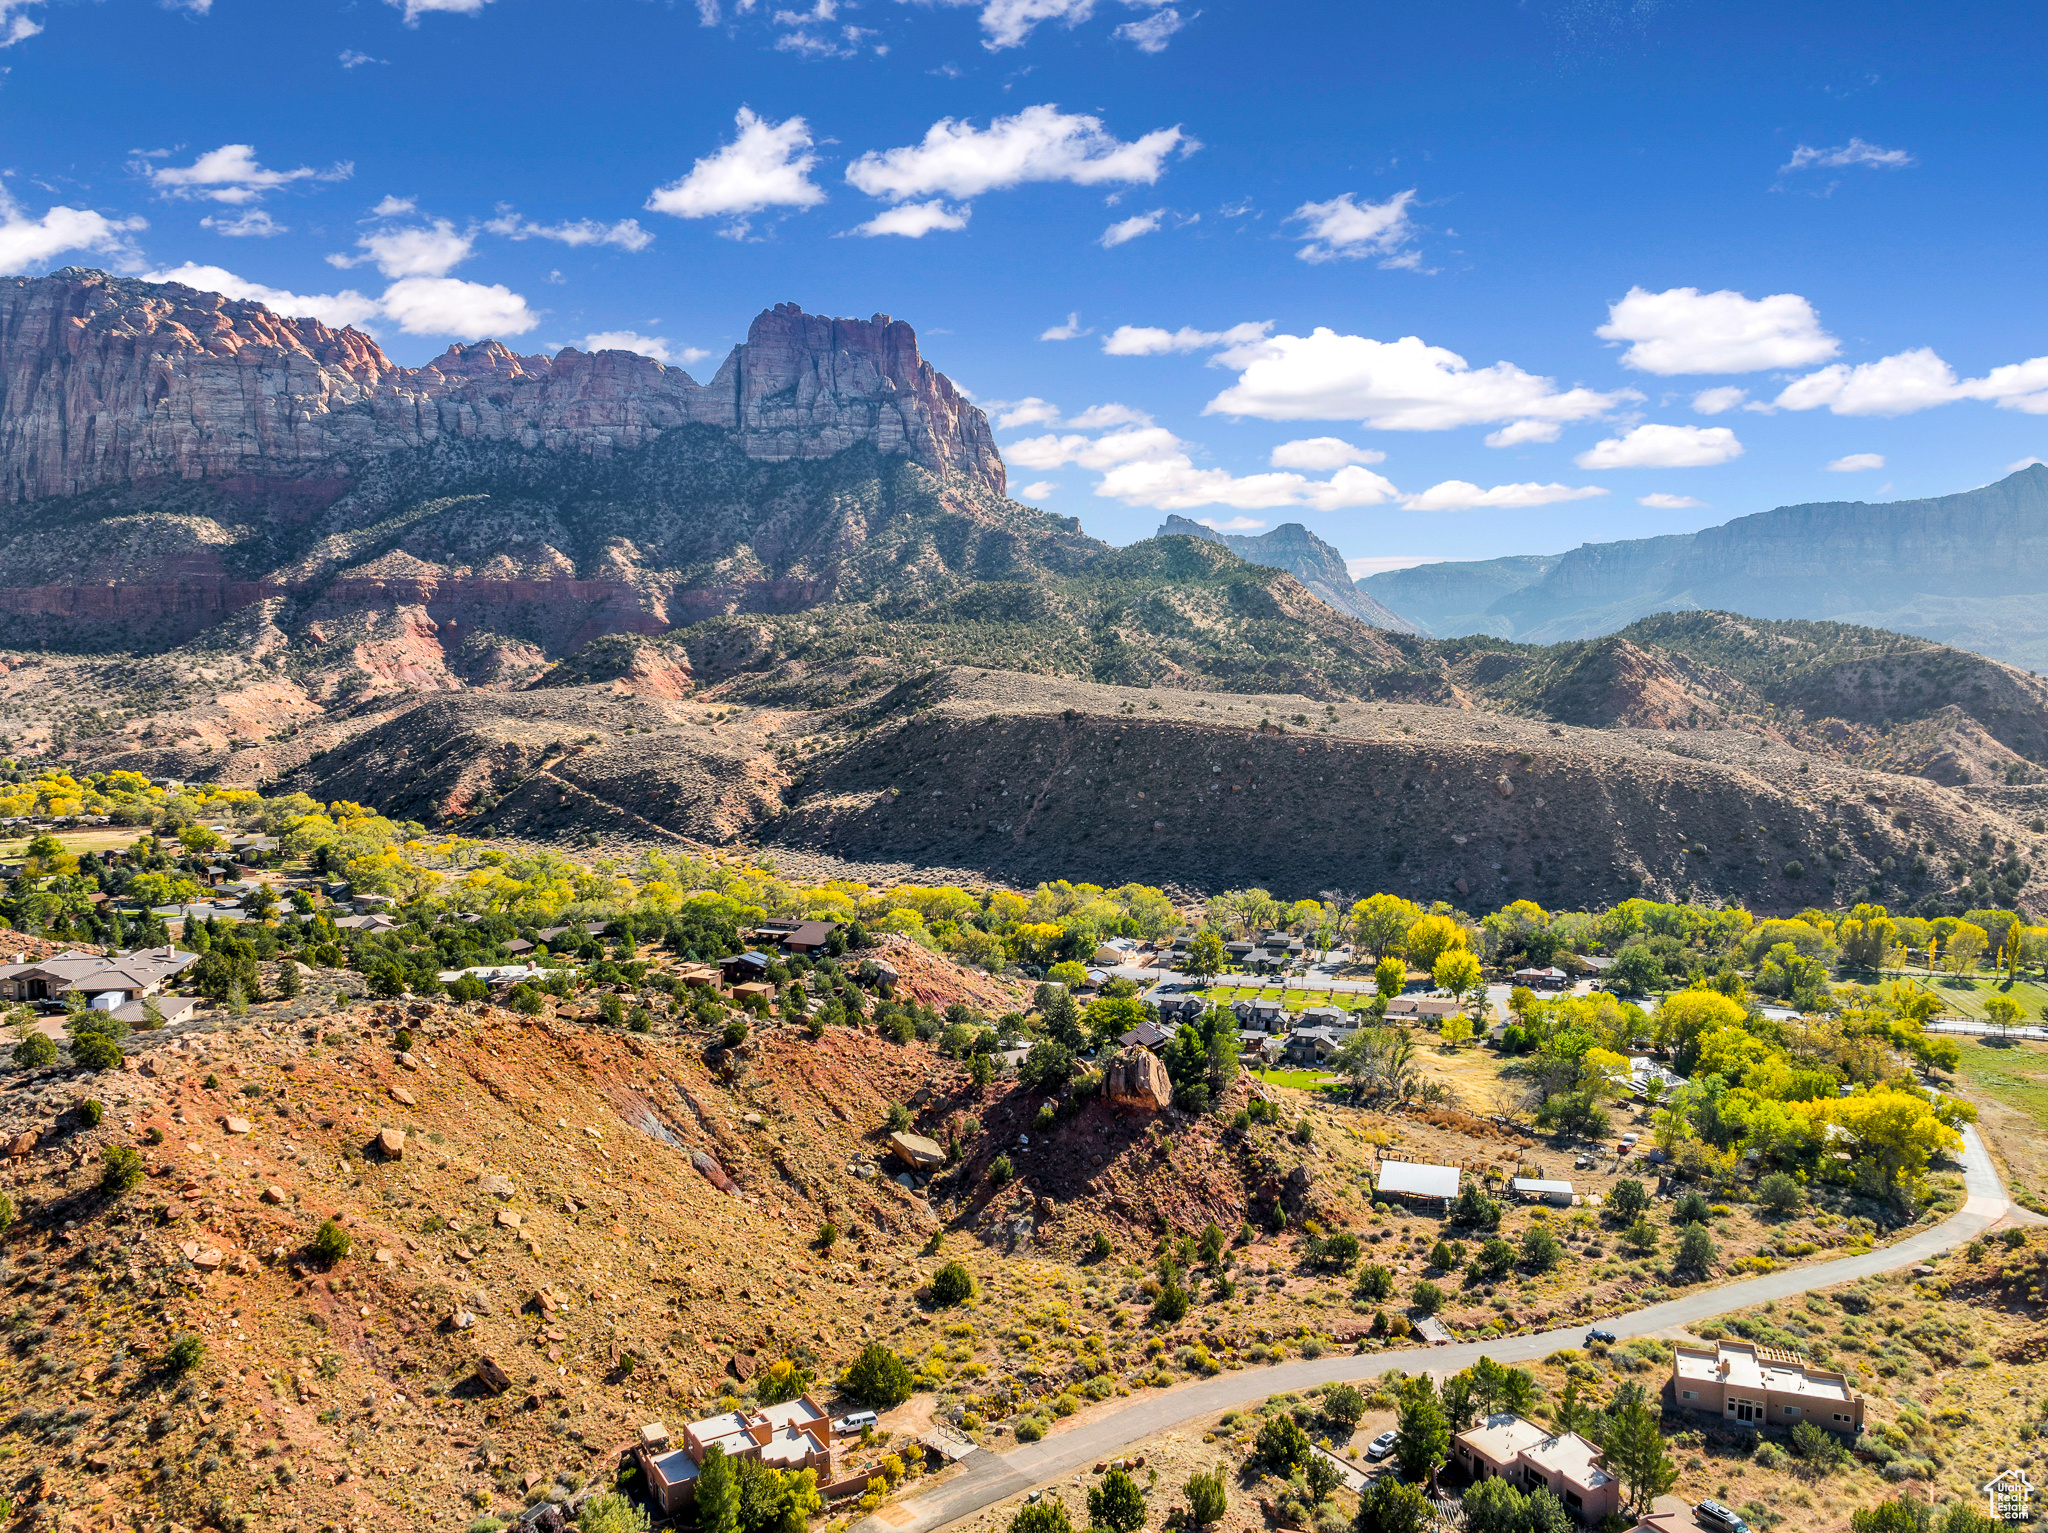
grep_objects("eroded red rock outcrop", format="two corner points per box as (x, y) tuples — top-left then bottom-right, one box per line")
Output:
(0, 274), (1003, 501)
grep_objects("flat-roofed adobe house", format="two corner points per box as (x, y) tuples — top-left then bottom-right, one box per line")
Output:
(637, 1397), (835, 1514)
(1671, 1339), (1863, 1434)
(1452, 1414), (1622, 1525)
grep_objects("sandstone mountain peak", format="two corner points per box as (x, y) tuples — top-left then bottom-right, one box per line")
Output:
(0, 270), (1003, 500)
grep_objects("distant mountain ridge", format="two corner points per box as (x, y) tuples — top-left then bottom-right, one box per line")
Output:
(1156, 514), (1424, 632)
(1359, 465), (2048, 667)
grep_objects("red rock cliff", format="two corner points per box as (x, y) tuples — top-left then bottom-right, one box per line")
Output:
(0, 271), (1005, 501)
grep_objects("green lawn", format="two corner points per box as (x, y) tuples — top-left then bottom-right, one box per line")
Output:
(1895, 969), (2048, 1023)
(1199, 984), (1348, 1010)
(1948, 1035), (2048, 1206)
(1250, 1068), (1343, 1091)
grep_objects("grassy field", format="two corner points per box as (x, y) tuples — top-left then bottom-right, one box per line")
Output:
(0, 827), (143, 858)
(1200, 984), (1365, 1010)
(1895, 969), (2048, 1022)
(1249, 1068), (1340, 1090)
(1948, 1034), (2048, 1205)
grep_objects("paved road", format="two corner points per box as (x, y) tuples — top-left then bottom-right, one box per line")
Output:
(857, 1125), (2009, 1533)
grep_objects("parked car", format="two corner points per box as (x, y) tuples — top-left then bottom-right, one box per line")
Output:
(1586, 1327), (1617, 1345)
(1365, 1430), (1398, 1461)
(837, 1411), (880, 1434)
(1696, 1500), (1751, 1533)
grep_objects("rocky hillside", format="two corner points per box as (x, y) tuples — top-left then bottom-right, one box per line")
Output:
(1357, 464), (2048, 667)
(1155, 516), (1422, 633)
(262, 664), (2045, 917)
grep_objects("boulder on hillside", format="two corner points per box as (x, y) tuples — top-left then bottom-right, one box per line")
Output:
(1105, 1048), (1172, 1112)
(889, 1131), (946, 1171)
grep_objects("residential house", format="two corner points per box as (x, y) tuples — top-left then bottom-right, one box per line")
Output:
(333, 913), (399, 933)
(721, 951), (773, 985)
(1385, 995), (1462, 1022)
(1118, 1019), (1177, 1051)
(1282, 1026), (1349, 1065)
(0, 948), (196, 1008)
(1236, 1031), (1284, 1066)
(503, 938), (535, 956)
(1223, 940), (1255, 964)
(1512, 967), (1571, 992)
(1093, 937), (1141, 966)
(1296, 1003), (1355, 1028)
(1231, 997), (1285, 1030)
(780, 920), (840, 954)
(1156, 996), (1207, 1024)
(108, 993), (200, 1028)
(1670, 1340), (1863, 1435)
(636, 1398), (836, 1515)
(1375, 1160), (1460, 1210)
(1452, 1414), (1622, 1525)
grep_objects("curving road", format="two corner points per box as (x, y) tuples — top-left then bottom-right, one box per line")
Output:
(859, 1125), (2009, 1533)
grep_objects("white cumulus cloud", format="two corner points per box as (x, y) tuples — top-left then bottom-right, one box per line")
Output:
(331, 218), (473, 278)
(646, 108), (824, 235)
(957, 0), (1183, 51)
(0, 3), (44, 48)
(1067, 403), (1152, 428)
(848, 199), (971, 237)
(1198, 516), (1266, 531)
(579, 331), (712, 366)
(1483, 419), (1563, 448)
(141, 143), (352, 205)
(1826, 453), (1886, 472)
(483, 210), (653, 251)
(995, 397), (1063, 429)
(1102, 320), (1270, 356)
(1204, 328), (1638, 433)
(1575, 423), (1743, 469)
(1005, 423), (1399, 512)
(1639, 493), (1706, 509)
(1017, 480), (1059, 499)
(389, 0), (494, 22)
(1114, 5), (1183, 50)
(339, 49), (386, 67)
(845, 105), (1187, 203)
(1691, 386), (1748, 415)
(1288, 189), (1419, 267)
(0, 190), (146, 272)
(1782, 137), (1915, 173)
(201, 209), (286, 238)
(1100, 210), (1163, 247)
(1402, 481), (1608, 512)
(144, 260), (534, 341)
(1269, 437), (1384, 471)
(1772, 348), (2048, 417)
(1040, 312), (1089, 341)
(1597, 286), (1838, 375)
(378, 276), (535, 338)
(140, 262), (384, 330)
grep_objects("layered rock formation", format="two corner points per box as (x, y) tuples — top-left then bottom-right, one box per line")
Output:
(0, 274), (1003, 501)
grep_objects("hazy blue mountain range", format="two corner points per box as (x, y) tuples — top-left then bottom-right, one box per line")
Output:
(1156, 515), (1423, 633)
(1360, 465), (2048, 669)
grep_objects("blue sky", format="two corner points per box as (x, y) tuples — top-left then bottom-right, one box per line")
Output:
(4, 0), (2046, 572)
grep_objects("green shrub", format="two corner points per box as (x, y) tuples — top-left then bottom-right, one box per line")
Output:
(164, 1333), (207, 1376)
(71, 1033), (122, 1073)
(841, 1343), (915, 1409)
(576, 1492), (651, 1533)
(11, 1032), (55, 1070)
(930, 1261), (976, 1306)
(1014, 1417), (1045, 1443)
(311, 1218), (353, 1263)
(78, 1098), (103, 1127)
(990, 1153), (1014, 1185)
(886, 1102), (912, 1132)
(99, 1145), (145, 1195)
